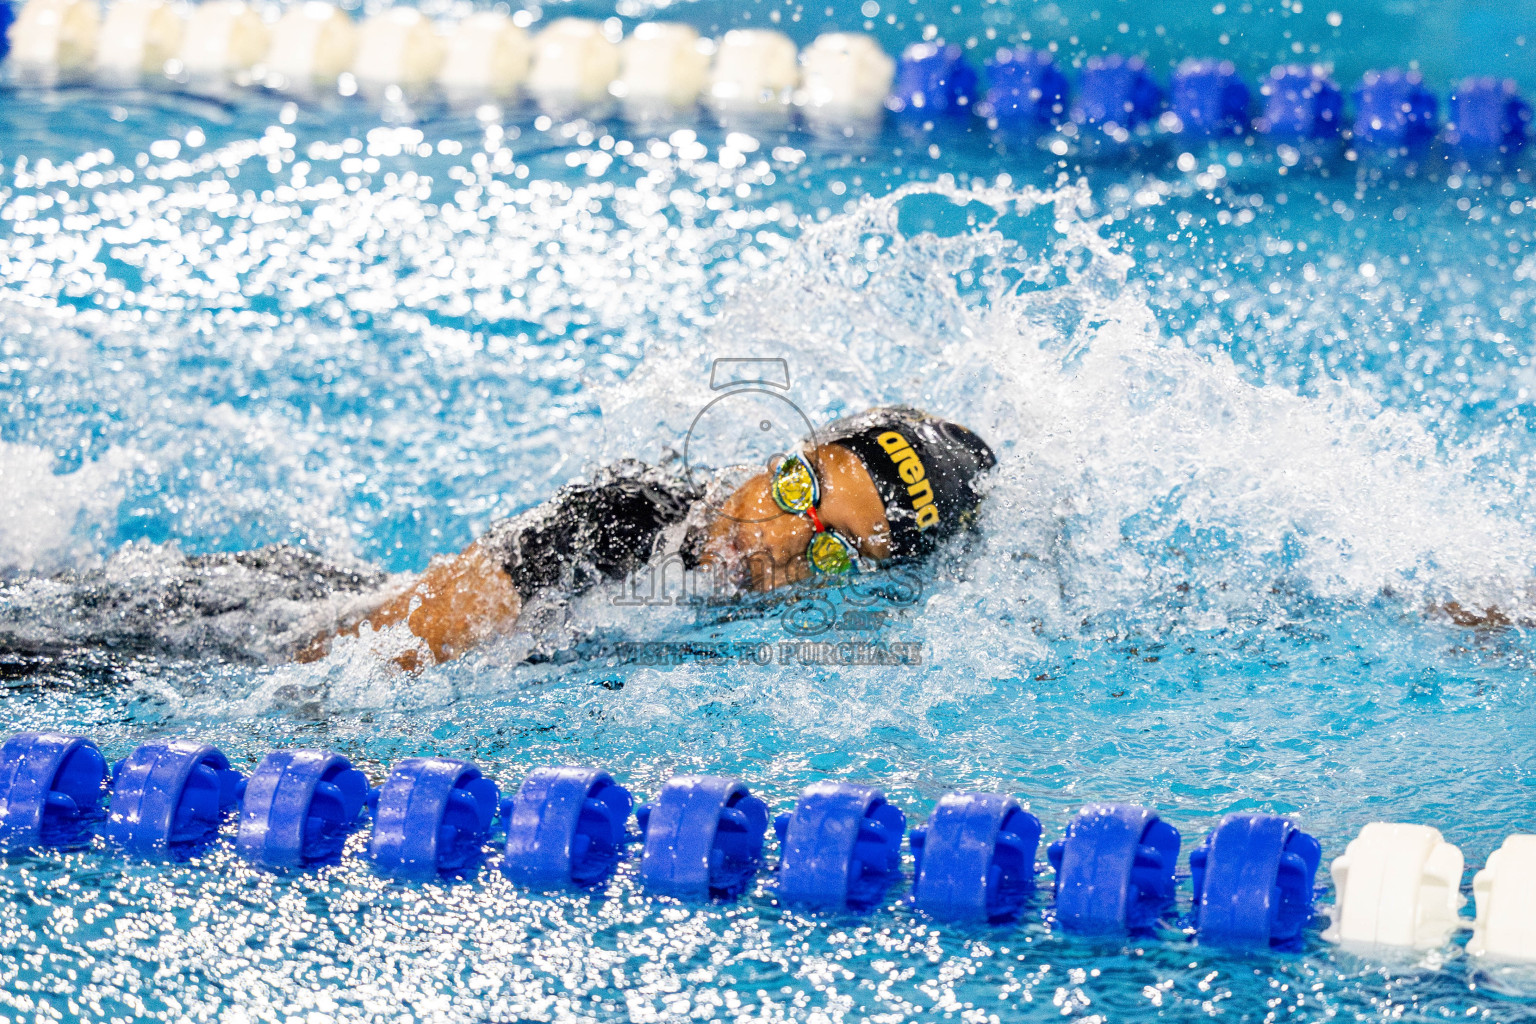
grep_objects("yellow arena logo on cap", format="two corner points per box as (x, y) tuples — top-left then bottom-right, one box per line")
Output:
(877, 431), (939, 529)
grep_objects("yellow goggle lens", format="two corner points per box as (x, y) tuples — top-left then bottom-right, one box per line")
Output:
(771, 454), (819, 514)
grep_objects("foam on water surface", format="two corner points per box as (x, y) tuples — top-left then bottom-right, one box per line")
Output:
(0, 440), (127, 574)
(7, 134), (1534, 662)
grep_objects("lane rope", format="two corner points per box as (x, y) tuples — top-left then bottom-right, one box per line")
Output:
(0, 731), (1529, 961)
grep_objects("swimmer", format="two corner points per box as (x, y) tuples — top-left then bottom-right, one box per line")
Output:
(298, 406), (996, 670)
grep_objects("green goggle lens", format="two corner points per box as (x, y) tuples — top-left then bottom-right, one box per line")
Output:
(807, 530), (858, 575)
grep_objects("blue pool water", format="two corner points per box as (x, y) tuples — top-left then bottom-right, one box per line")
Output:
(5, 0), (1536, 1020)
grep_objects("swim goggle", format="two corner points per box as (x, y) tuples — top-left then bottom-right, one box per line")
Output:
(770, 452), (859, 575)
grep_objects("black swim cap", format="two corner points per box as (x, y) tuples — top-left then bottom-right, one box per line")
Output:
(821, 406), (997, 558)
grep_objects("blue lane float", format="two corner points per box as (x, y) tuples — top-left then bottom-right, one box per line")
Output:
(981, 48), (1069, 131)
(236, 749), (369, 870)
(910, 791), (1041, 922)
(1352, 68), (1439, 151)
(1189, 813), (1321, 950)
(775, 781), (905, 910)
(637, 774), (769, 899)
(1047, 803), (1181, 933)
(889, 42), (978, 118)
(1170, 58), (1250, 137)
(0, 732), (106, 849)
(503, 765), (633, 888)
(105, 741), (244, 859)
(1446, 77), (1532, 156)
(368, 756), (498, 879)
(1073, 54), (1164, 132)
(1257, 64), (1344, 139)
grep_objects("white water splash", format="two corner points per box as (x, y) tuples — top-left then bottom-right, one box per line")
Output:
(0, 442), (130, 576)
(598, 179), (1536, 642)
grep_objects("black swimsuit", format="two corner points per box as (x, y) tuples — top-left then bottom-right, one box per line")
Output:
(479, 460), (705, 603)
(478, 407), (996, 605)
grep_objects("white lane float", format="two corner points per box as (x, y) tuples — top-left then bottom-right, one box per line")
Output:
(614, 21), (711, 115)
(261, 0), (357, 90)
(95, 0), (183, 77)
(0, 5), (894, 131)
(527, 17), (620, 110)
(437, 11), (530, 100)
(8, 0), (101, 74)
(1469, 834), (1536, 962)
(799, 31), (895, 126)
(352, 7), (444, 91)
(708, 28), (798, 115)
(177, 0), (269, 79)
(1323, 822), (1466, 949)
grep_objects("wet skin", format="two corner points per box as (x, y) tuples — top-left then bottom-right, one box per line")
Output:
(299, 443), (892, 670)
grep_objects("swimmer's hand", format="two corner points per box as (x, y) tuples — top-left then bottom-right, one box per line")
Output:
(298, 540), (522, 671)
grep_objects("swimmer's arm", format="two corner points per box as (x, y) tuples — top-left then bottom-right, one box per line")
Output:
(298, 539), (522, 670)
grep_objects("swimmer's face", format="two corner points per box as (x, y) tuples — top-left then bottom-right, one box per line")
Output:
(700, 444), (892, 591)
(706, 472), (818, 590)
